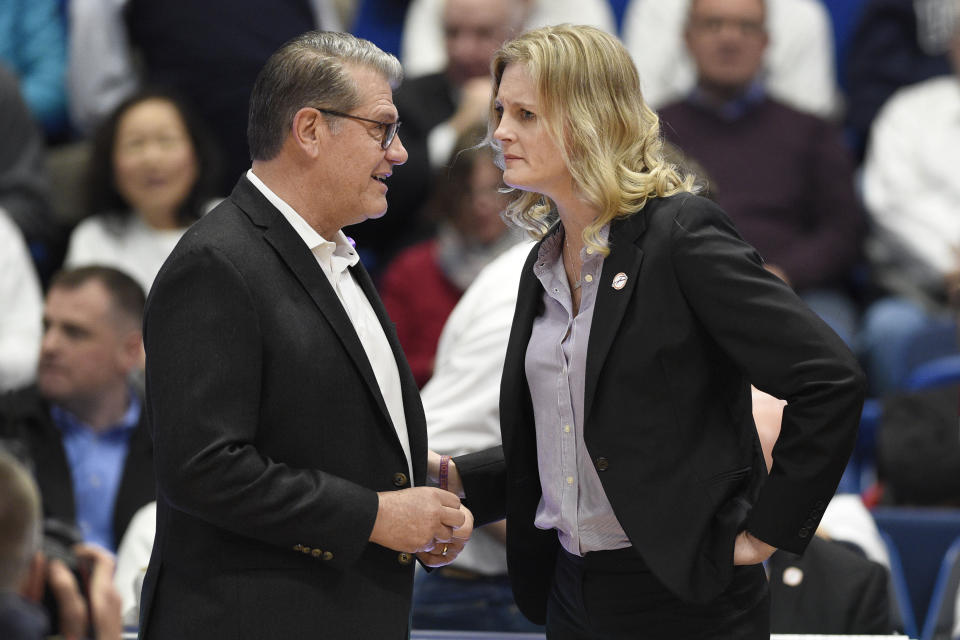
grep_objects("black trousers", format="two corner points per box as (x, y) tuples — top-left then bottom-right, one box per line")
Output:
(546, 547), (770, 639)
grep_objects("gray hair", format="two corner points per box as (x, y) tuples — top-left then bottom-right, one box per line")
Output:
(247, 31), (403, 161)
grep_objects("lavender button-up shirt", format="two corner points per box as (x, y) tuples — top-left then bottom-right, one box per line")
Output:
(525, 225), (631, 556)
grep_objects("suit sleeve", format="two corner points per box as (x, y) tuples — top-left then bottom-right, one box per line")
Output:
(669, 197), (866, 554)
(144, 244), (379, 567)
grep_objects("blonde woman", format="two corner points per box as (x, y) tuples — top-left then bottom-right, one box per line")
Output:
(436, 24), (866, 638)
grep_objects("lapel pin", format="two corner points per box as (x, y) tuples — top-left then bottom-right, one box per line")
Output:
(611, 272), (628, 290)
(782, 566), (804, 587)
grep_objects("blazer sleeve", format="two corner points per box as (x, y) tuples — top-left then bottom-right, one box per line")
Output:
(144, 243), (379, 568)
(669, 197), (866, 553)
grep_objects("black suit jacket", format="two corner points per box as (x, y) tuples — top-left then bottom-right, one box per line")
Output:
(769, 536), (891, 634)
(457, 193), (865, 623)
(0, 386), (155, 548)
(139, 177), (428, 639)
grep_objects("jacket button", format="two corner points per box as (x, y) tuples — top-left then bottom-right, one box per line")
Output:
(301, 546), (312, 554)
(398, 552), (412, 565)
(798, 528), (809, 538)
(804, 518), (816, 528)
(311, 549), (322, 559)
(392, 472), (408, 487)
(323, 551), (334, 562)
(595, 457), (609, 471)
(293, 544), (303, 552)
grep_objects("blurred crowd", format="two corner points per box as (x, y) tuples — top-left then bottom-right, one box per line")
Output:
(2, 0), (960, 638)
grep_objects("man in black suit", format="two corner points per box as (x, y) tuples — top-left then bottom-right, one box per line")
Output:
(139, 32), (472, 640)
(0, 266), (153, 553)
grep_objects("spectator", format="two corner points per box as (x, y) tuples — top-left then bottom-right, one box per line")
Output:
(0, 448), (125, 640)
(875, 384), (960, 506)
(380, 129), (517, 386)
(64, 89), (220, 293)
(364, 0), (525, 273)
(0, 212), (42, 393)
(0, 65), (61, 278)
(68, 0), (342, 191)
(0, 0), (68, 136)
(410, 241), (535, 631)
(622, 0), (839, 118)
(846, 0), (959, 159)
(400, 0), (615, 79)
(858, 14), (960, 395)
(0, 266), (155, 554)
(658, 0), (865, 345)
(0, 448), (46, 639)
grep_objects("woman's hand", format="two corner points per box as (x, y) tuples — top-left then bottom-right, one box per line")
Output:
(733, 530), (776, 565)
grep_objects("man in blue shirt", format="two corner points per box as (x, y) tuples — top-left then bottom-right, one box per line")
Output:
(0, 266), (154, 553)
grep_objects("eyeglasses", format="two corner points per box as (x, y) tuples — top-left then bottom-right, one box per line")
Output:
(316, 108), (401, 150)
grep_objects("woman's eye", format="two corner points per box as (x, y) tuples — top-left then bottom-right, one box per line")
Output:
(521, 109), (535, 120)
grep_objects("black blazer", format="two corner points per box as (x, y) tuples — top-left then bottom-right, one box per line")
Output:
(769, 536), (891, 634)
(458, 193), (865, 623)
(139, 177), (427, 639)
(0, 386), (155, 548)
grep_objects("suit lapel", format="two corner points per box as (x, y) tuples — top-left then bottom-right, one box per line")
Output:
(584, 210), (648, 423)
(230, 178), (396, 433)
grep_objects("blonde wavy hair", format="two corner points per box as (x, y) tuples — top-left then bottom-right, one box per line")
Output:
(487, 24), (698, 255)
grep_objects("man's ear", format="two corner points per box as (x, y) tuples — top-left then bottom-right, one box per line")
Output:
(291, 107), (324, 158)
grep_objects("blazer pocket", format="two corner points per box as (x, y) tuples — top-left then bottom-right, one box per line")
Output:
(703, 466), (751, 488)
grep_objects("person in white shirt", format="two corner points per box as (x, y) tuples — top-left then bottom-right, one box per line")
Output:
(859, 17), (960, 394)
(64, 89), (221, 293)
(621, 0), (839, 118)
(0, 210), (42, 392)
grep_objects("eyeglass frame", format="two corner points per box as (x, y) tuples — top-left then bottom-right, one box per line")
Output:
(315, 108), (401, 150)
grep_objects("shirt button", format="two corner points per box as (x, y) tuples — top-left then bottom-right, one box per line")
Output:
(566, 476), (574, 485)
(563, 424), (571, 433)
(584, 274), (593, 283)
(586, 248), (594, 255)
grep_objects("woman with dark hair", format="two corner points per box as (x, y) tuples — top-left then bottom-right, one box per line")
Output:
(434, 24), (866, 638)
(64, 89), (219, 292)
(380, 126), (517, 387)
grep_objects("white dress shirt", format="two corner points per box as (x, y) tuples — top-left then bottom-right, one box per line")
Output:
(246, 170), (413, 482)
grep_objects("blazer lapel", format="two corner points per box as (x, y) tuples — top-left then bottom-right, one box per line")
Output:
(230, 178), (395, 433)
(584, 210), (647, 423)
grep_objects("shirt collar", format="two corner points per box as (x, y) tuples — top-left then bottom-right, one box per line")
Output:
(245, 169), (359, 272)
(51, 391), (141, 439)
(688, 79), (767, 122)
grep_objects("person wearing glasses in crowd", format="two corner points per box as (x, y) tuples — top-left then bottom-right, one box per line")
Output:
(436, 24), (865, 639)
(139, 32), (472, 640)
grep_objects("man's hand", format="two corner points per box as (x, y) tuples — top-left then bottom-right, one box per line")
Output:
(369, 487), (465, 553)
(417, 504), (474, 567)
(448, 77), (493, 135)
(733, 530), (776, 566)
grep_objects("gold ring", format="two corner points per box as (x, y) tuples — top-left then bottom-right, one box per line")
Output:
(441, 544), (449, 557)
